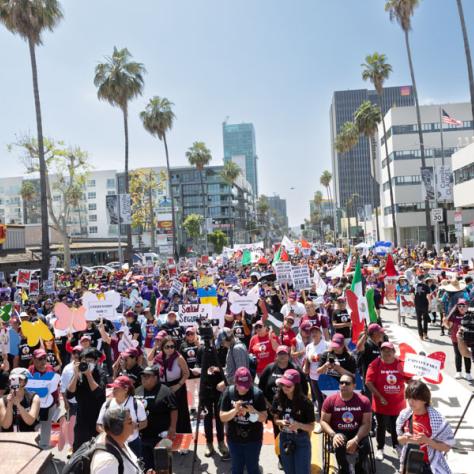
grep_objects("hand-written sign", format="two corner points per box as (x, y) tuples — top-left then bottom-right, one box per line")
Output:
(228, 291), (259, 315)
(400, 294), (415, 316)
(291, 265), (312, 290)
(274, 262), (293, 285)
(82, 291), (121, 321)
(178, 304), (212, 328)
(404, 353), (442, 381)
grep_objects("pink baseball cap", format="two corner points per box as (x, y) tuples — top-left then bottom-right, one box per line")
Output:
(380, 341), (395, 351)
(276, 369), (301, 387)
(330, 333), (345, 350)
(276, 345), (290, 354)
(234, 367), (252, 390)
(368, 323), (384, 335)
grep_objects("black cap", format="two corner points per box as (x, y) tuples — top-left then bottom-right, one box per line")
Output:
(141, 365), (160, 376)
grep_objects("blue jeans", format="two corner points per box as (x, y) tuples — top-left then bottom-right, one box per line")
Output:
(227, 439), (262, 474)
(279, 431), (311, 474)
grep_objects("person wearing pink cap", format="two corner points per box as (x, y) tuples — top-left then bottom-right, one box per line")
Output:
(220, 367), (267, 474)
(273, 369), (315, 474)
(290, 320), (312, 369)
(317, 333), (356, 382)
(365, 341), (409, 461)
(281, 292), (305, 329)
(248, 320), (278, 376)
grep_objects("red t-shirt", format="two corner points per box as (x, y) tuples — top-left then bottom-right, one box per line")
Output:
(279, 328), (296, 348)
(365, 358), (406, 416)
(403, 412), (432, 463)
(249, 334), (276, 375)
(321, 392), (371, 433)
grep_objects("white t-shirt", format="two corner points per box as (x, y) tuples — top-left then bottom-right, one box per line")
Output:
(60, 362), (77, 403)
(90, 434), (141, 474)
(280, 302), (306, 328)
(97, 396), (146, 442)
(305, 339), (329, 380)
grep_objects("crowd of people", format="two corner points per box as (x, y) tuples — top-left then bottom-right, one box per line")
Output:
(0, 243), (472, 474)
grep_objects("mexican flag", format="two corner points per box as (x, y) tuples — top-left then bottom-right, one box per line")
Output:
(273, 246), (289, 264)
(241, 249), (252, 266)
(346, 257), (370, 343)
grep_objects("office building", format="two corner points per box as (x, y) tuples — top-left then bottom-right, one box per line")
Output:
(330, 86), (415, 212)
(309, 198), (333, 219)
(223, 121), (259, 196)
(268, 195), (289, 229)
(378, 102), (474, 245)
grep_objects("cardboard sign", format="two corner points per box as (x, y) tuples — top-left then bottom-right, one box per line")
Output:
(384, 277), (398, 302)
(82, 291), (121, 321)
(29, 280), (39, 295)
(400, 294), (415, 316)
(274, 262), (293, 284)
(17, 269), (31, 288)
(169, 279), (183, 296)
(228, 291), (259, 315)
(177, 304), (212, 328)
(21, 320), (53, 346)
(404, 353), (442, 381)
(54, 303), (87, 333)
(198, 275), (214, 288)
(291, 265), (312, 291)
(43, 279), (55, 294)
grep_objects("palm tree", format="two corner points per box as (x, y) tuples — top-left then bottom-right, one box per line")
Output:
(361, 52), (398, 246)
(313, 190), (324, 239)
(320, 170), (336, 241)
(186, 141), (212, 250)
(140, 96), (178, 259)
(354, 100), (382, 241)
(385, 0), (432, 248)
(0, 0), (63, 278)
(456, 0), (474, 126)
(94, 47), (146, 263)
(221, 160), (242, 185)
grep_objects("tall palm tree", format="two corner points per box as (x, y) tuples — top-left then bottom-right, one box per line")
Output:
(0, 0), (63, 278)
(94, 47), (146, 263)
(186, 142), (212, 249)
(221, 160), (242, 185)
(354, 100), (382, 241)
(456, 0), (474, 126)
(361, 52), (398, 246)
(385, 0), (432, 248)
(140, 96), (178, 259)
(313, 190), (324, 239)
(320, 170), (336, 241)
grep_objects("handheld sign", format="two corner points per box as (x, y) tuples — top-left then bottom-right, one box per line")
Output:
(17, 269), (31, 288)
(291, 265), (312, 291)
(274, 262), (293, 285)
(228, 291), (259, 315)
(178, 304), (212, 328)
(82, 290), (121, 321)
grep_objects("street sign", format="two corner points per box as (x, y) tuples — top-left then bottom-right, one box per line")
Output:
(455, 222), (463, 238)
(454, 210), (463, 223)
(431, 208), (443, 223)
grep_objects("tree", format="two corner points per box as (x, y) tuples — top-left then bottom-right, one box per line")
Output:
(456, 0), (474, 128)
(208, 229), (229, 254)
(186, 142), (212, 216)
(13, 136), (90, 272)
(94, 47), (146, 262)
(139, 96), (178, 259)
(385, 0), (432, 247)
(130, 168), (166, 250)
(256, 195), (270, 246)
(183, 213), (203, 251)
(221, 161), (242, 185)
(0, 0), (63, 278)
(354, 100), (382, 241)
(320, 170), (338, 241)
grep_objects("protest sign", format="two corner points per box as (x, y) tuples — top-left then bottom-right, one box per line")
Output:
(169, 279), (183, 296)
(82, 291), (121, 321)
(0, 328), (9, 353)
(384, 277), (398, 302)
(198, 275), (214, 288)
(29, 280), (39, 295)
(400, 294), (415, 317)
(291, 265), (312, 291)
(313, 270), (327, 296)
(0, 272), (4, 282)
(54, 303), (87, 333)
(274, 262), (293, 285)
(228, 291), (259, 315)
(178, 304), (212, 328)
(43, 279), (55, 294)
(21, 320), (53, 346)
(210, 301), (228, 329)
(404, 353), (442, 381)
(17, 269), (31, 288)
(197, 287), (218, 306)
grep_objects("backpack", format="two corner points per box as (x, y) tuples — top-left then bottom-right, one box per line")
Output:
(229, 385), (259, 404)
(105, 396), (138, 417)
(61, 436), (124, 474)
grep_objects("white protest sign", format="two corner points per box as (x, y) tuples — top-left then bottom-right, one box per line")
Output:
(178, 304), (212, 328)
(169, 279), (183, 296)
(228, 291), (259, 315)
(400, 294), (416, 317)
(117, 326), (140, 353)
(210, 301), (228, 329)
(291, 265), (312, 291)
(404, 353), (442, 380)
(274, 262), (293, 285)
(313, 270), (328, 296)
(326, 262), (343, 278)
(0, 328), (9, 353)
(82, 291), (121, 321)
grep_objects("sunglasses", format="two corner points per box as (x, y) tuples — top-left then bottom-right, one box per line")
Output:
(164, 345), (175, 349)
(339, 381), (352, 386)
(458, 304), (467, 308)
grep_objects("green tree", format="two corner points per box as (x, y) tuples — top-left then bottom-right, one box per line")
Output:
(0, 0), (63, 278)
(221, 160), (242, 185)
(94, 47), (146, 262)
(130, 168), (166, 250)
(208, 229), (229, 254)
(385, 0), (432, 247)
(320, 170), (338, 241)
(354, 100), (382, 241)
(456, 0), (474, 128)
(13, 136), (90, 271)
(183, 213), (203, 251)
(186, 142), (212, 220)
(139, 96), (178, 259)
(256, 195), (270, 246)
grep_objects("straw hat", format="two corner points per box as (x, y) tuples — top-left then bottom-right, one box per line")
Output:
(444, 278), (466, 292)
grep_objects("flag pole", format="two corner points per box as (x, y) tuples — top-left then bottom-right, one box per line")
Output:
(439, 107), (449, 244)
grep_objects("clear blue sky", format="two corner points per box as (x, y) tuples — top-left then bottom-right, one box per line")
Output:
(1, 0), (473, 226)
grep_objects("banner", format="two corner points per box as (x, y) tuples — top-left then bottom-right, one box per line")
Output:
(233, 242), (264, 251)
(274, 262), (293, 285)
(436, 165), (453, 202)
(404, 353), (442, 381)
(105, 195), (119, 225)
(17, 269), (31, 288)
(177, 304), (212, 328)
(384, 276), (398, 302)
(291, 265), (312, 291)
(421, 167), (435, 200)
(119, 194), (131, 225)
(400, 294), (415, 316)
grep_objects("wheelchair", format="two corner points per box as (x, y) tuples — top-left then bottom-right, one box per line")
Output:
(322, 431), (376, 474)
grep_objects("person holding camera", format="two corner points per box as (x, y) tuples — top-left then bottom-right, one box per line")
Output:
(0, 367), (40, 432)
(320, 373), (372, 474)
(216, 327), (249, 389)
(317, 333), (357, 382)
(219, 367), (267, 474)
(396, 380), (454, 474)
(272, 369), (315, 474)
(67, 347), (107, 452)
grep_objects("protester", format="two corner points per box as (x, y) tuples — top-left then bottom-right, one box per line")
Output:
(415, 275), (432, 341)
(216, 327), (248, 388)
(317, 333), (357, 382)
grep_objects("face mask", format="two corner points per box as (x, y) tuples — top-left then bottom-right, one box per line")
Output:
(88, 362), (96, 371)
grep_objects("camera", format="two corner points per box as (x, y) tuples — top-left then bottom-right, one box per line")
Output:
(328, 355), (335, 364)
(461, 311), (474, 346)
(9, 376), (20, 391)
(197, 318), (214, 341)
(79, 361), (89, 372)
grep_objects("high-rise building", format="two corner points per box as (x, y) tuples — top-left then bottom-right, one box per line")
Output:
(330, 86), (415, 212)
(267, 195), (289, 229)
(223, 122), (259, 196)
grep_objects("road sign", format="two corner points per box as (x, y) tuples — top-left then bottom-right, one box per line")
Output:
(454, 210), (463, 223)
(431, 208), (443, 223)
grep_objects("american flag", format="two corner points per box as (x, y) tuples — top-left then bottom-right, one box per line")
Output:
(442, 109), (462, 126)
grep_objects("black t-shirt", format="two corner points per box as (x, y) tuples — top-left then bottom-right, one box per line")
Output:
(358, 338), (382, 377)
(220, 385), (266, 443)
(73, 327), (102, 348)
(135, 383), (177, 441)
(319, 350), (357, 380)
(160, 322), (184, 347)
(18, 338), (37, 368)
(258, 362), (307, 404)
(45, 349), (61, 371)
(127, 321), (143, 346)
(272, 395), (315, 434)
(332, 310), (351, 338)
(415, 283), (430, 310)
(232, 318), (251, 347)
(119, 363), (143, 388)
(179, 341), (199, 376)
(2, 391), (39, 432)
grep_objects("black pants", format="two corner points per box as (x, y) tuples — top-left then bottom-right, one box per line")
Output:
(203, 397), (224, 443)
(453, 342), (472, 373)
(416, 307), (430, 337)
(310, 379), (324, 417)
(375, 413), (398, 449)
(142, 438), (160, 471)
(334, 434), (370, 474)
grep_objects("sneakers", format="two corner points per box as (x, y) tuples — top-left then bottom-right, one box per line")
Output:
(466, 374), (473, 382)
(204, 442), (215, 457)
(218, 440), (230, 458)
(455, 372), (462, 379)
(375, 449), (384, 461)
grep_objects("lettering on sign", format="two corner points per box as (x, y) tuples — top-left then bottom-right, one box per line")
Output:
(404, 353), (441, 380)
(178, 304), (212, 328)
(274, 262), (293, 284)
(291, 265), (311, 290)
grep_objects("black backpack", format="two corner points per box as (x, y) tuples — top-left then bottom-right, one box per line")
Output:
(61, 436), (124, 474)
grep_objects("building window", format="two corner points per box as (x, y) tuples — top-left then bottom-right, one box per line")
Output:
(88, 203), (97, 211)
(107, 191), (115, 195)
(106, 178), (116, 188)
(89, 214), (97, 222)
(87, 179), (96, 187)
(88, 192), (96, 200)
(89, 226), (98, 234)
(454, 162), (474, 184)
